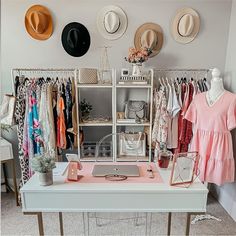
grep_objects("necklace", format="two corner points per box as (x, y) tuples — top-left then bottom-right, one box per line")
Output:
(206, 92), (214, 105)
(206, 91), (225, 106)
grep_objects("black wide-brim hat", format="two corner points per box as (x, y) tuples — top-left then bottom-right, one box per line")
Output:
(61, 22), (90, 57)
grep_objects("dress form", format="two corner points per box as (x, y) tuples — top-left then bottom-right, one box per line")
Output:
(206, 68), (225, 106)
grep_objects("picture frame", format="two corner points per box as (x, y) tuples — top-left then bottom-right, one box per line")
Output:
(169, 152), (199, 186)
(121, 68), (129, 76)
(117, 112), (125, 119)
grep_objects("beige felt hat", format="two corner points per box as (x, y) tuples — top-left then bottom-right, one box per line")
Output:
(171, 7), (200, 44)
(134, 23), (163, 58)
(97, 5), (128, 40)
(25, 5), (53, 40)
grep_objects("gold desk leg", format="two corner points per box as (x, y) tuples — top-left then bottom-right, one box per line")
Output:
(145, 212), (152, 236)
(37, 212), (44, 236)
(185, 213), (191, 236)
(24, 212), (44, 235)
(59, 212), (64, 236)
(83, 212), (89, 236)
(11, 159), (19, 206)
(167, 212), (172, 236)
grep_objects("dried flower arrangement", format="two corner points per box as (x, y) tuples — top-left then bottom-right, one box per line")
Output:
(125, 47), (152, 64)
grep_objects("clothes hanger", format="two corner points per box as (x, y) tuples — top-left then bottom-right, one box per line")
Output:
(159, 77), (164, 87)
(165, 77), (170, 86)
(162, 76), (168, 87)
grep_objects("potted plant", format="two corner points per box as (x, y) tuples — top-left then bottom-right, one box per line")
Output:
(79, 99), (92, 121)
(125, 47), (152, 76)
(31, 155), (56, 186)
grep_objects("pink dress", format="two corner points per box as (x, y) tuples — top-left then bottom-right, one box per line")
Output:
(185, 91), (236, 186)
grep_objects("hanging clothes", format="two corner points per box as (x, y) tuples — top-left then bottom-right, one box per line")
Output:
(14, 74), (76, 187)
(152, 73), (210, 157)
(152, 88), (168, 156)
(39, 84), (56, 155)
(57, 95), (67, 149)
(28, 88), (43, 156)
(47, 84), (56, 153)
(167, 82), (181, 149)
(67, 77), (78, 148)
(15, 77), (30, 187)
(65, 79), (74, 149)
(178, 82), (194, 152)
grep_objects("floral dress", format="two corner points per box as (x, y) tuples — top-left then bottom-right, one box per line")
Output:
(152, 88), (168, 154)
(15, 78), (29, 187)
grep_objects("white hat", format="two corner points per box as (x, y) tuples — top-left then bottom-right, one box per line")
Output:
(171, 7), (200, 44)
(97, 5), (128, 40)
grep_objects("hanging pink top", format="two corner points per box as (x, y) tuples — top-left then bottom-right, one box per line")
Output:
(185, 91), (236, 186)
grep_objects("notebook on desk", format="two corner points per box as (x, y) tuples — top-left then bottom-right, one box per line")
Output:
(92, 164), (140, 177)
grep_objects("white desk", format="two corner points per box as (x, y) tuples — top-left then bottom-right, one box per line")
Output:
(21, 163), (208, 236)
(0, 138), (19, 206)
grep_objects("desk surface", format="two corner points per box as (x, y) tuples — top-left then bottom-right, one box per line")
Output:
(21, 163), (208, 213)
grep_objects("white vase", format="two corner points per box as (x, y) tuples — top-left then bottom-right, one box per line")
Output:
(38, 171), (53, 186)
(132, 63), (142, 76)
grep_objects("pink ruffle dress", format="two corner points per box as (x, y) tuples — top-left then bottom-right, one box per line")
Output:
(185, 91), (236, 186)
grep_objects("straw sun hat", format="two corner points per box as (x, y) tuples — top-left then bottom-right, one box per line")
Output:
(171, 7), (200, 44)
(25, 5), (53, 40)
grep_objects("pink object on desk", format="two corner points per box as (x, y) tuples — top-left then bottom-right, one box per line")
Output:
(65, 162), (163, 183)
(67, 162), (79, 181)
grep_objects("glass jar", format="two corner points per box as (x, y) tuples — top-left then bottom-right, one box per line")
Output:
(158, 150), (173, 168)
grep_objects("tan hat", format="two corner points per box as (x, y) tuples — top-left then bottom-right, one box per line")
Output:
(25, 5), (53, 40)
(134, 23), (163, 58)
(97, 5), (128, 40)
(171, 7), (200, 44)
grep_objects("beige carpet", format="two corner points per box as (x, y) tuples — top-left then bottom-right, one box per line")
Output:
(1, 193), (236, 236)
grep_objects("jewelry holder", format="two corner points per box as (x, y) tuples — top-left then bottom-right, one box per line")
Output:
(67, 161), (83, 181)
(66, 154), (82, 181)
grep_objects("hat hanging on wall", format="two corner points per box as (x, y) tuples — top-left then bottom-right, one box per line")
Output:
(171, 7), (200, 44)
(61, 22), (91, 57)
(134, 23), (163, 58)
(25, 5), (53, 40)
(97, 5), (128, 40)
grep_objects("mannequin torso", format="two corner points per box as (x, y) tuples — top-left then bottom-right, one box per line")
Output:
(206, 68), (225, 106)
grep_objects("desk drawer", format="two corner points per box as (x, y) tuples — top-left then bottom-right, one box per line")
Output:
(21, 191), (208, 213)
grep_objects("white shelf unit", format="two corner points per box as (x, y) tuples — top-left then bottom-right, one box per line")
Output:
(76, 69), (154, 162)
(79, 122), (113, 127)
(115, 69), (154, 162)
(116, 85), (152, 88)
(76, 84), (113, 88)
(76, 69), (116, 162)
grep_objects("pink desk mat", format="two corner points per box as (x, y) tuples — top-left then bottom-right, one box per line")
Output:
(65, 162), (163, 184)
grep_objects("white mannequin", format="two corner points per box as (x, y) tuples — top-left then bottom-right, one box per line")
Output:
(206, 68), (225, 106)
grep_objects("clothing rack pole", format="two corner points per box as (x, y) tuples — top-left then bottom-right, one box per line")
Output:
(154, 68), (212, 83)
(12, 68), (76, 72)
(154, 68), (212, 72)
(11, 68), (77, 95)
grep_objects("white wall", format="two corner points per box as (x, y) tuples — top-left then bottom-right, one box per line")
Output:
(1, 0), (232, 95)
(212, 0), (236, 222)
(0, 0), (233, 181)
